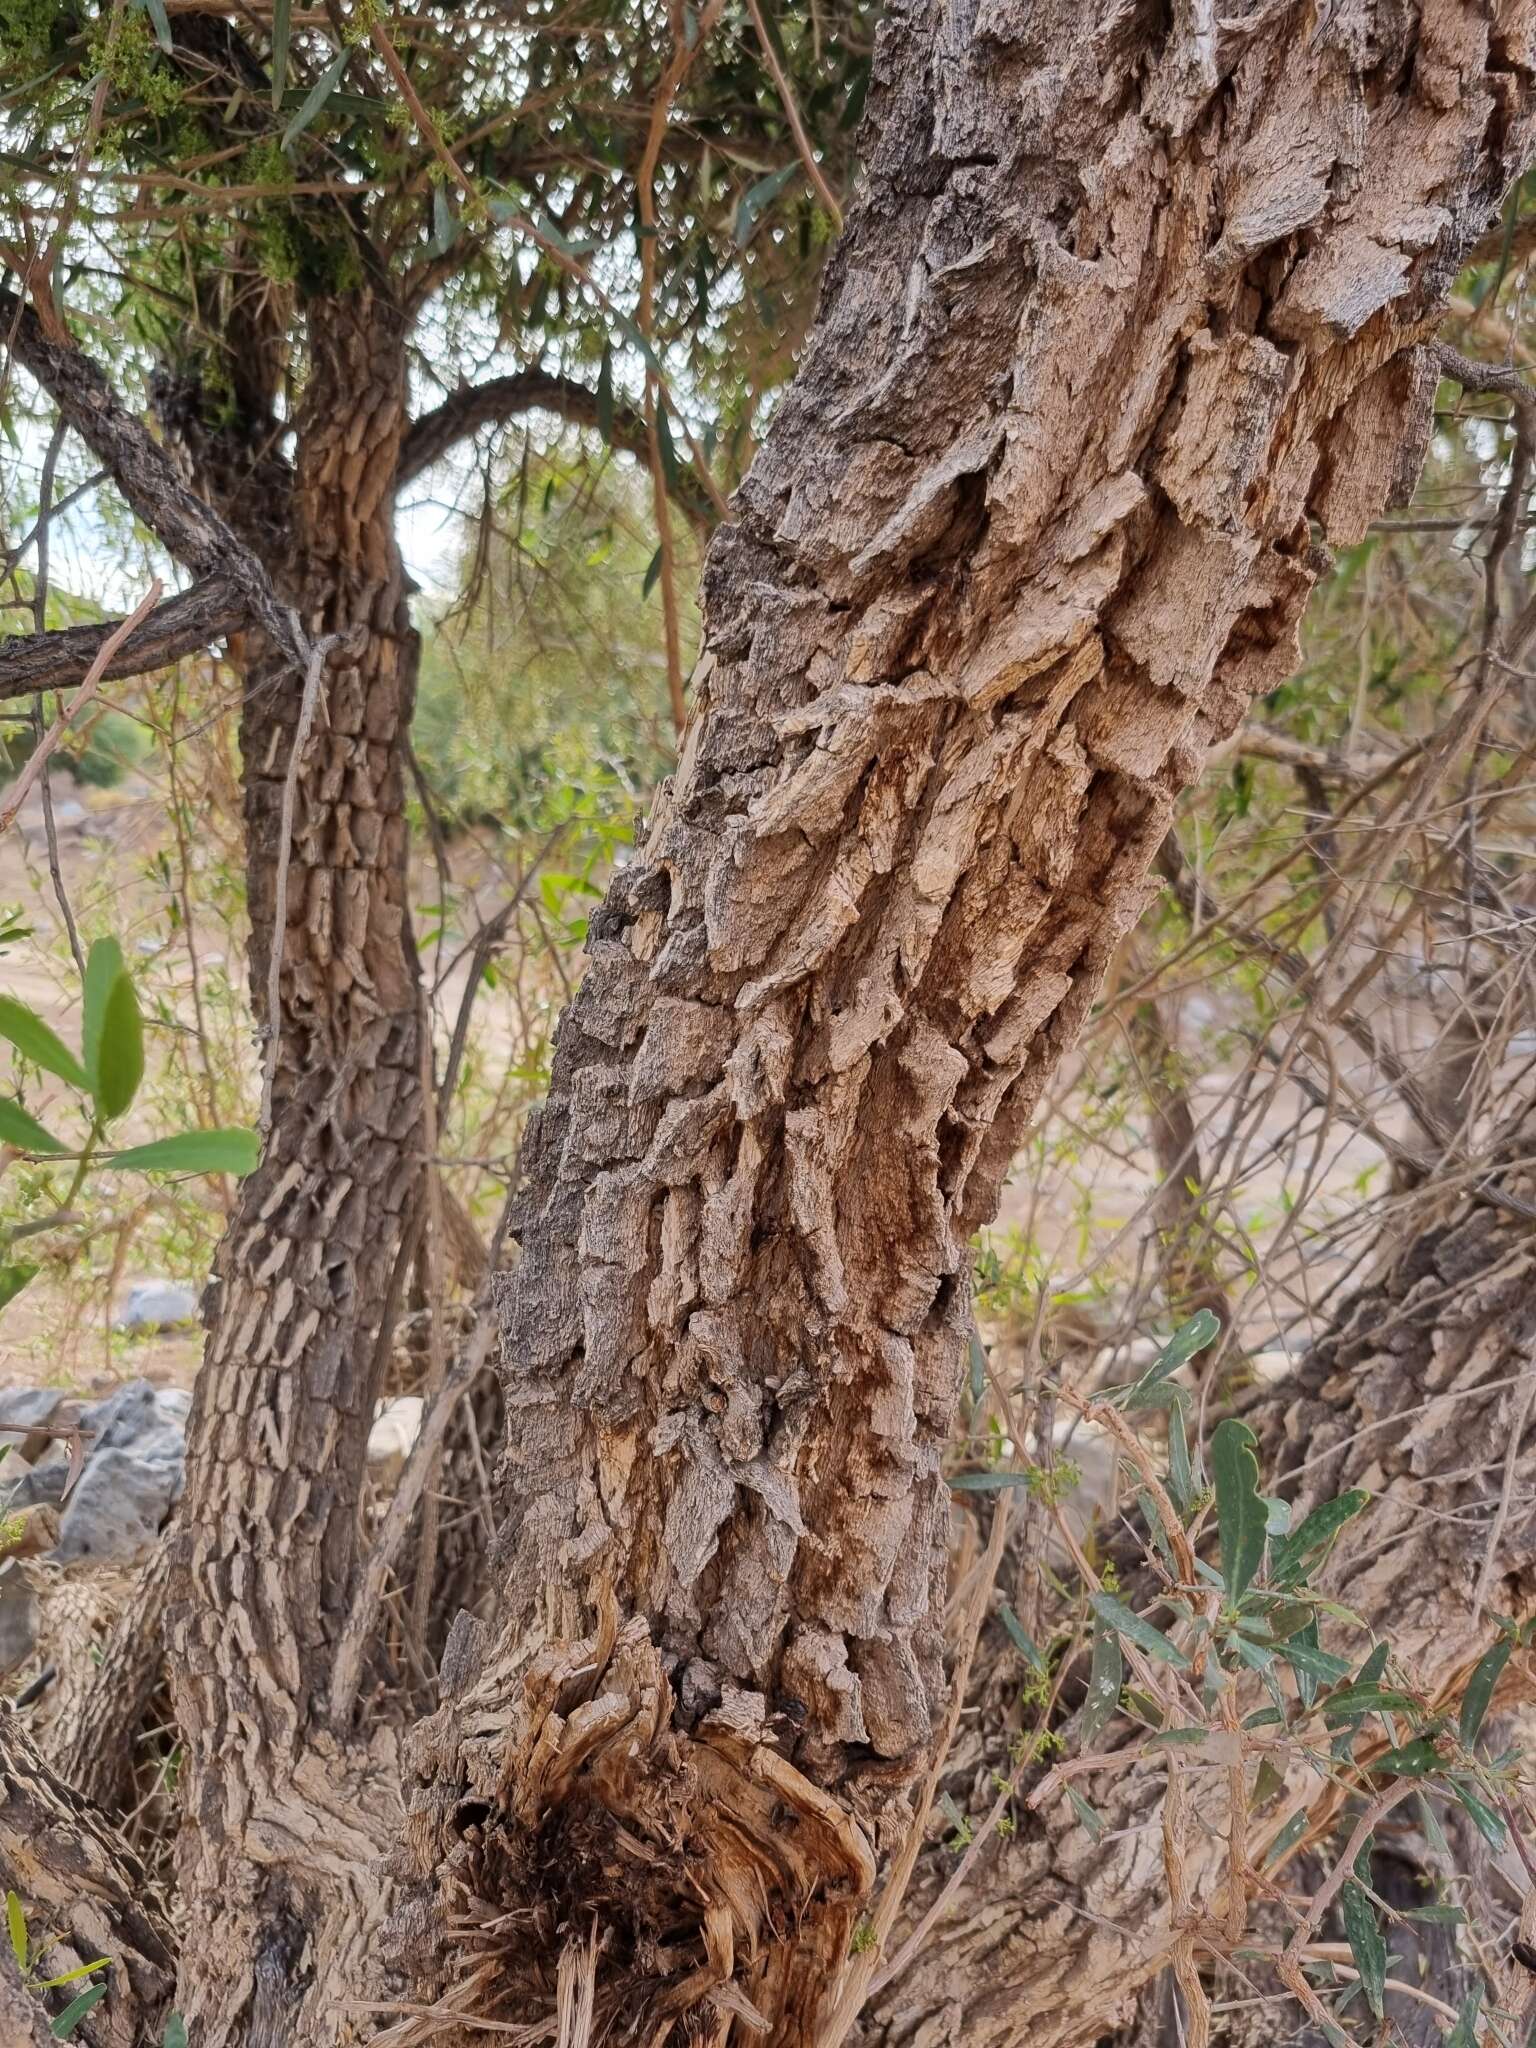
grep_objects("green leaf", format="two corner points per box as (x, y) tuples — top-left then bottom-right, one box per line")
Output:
(1446, 1984), (1482, 2048)
(1123, 1309), (1221, 1409)
(655, 404), (680, 489)
(1212, 1418), (1267, 1605)
(81, 937), (124, 1092)
(271, 0), (290, 106)
(1340, 1878), (1386, 2019)
(642, 545), (664, 599)
(134, 0), (172, 52)
(1264, 1809), (1308, 1866)
(1281, 1633), (1351, 1692)
(1451, 1779), (1506, 1848)
(1080, 1617), (1124, 1740)
(968, 1330), (987, 1407)
(1147, 1726), (1208, 1749)
(997, 1603), (1045, 1677)
(6, 1891), (25, 1970)
(1271, 1490), (1370, 1586)
(1459, 1638), (1513, 1749)
(1403, 1904), (1465, 1925)
(949, 1470), (1036, 1493)
(1167, 1400), (1195, 1516)
(0, 1262), (37, 1313)
(39, 1957), (111, 1990)
(93, 970), (142, 1122)
(1322, 1683), (1420, 1724)
(281, 45), (350, 151)
(51, 1986), (107, 2039)
(1088, 1592), (1189, 1670)
(162, 2019), (189, 2048)
(1374, 1737), (1441, 1777)
(596, 344), (614, 443)
(104, 1128), (259, 1177)
(0, 998), (87, 1089)
(1065, 1784), (1102, 1840)
(735, 161), (799, 246)
(0, 1099), (67, 1155)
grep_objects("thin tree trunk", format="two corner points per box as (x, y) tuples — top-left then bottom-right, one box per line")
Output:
(855, 1144), (1536, 2048)
(166, 286), (423, 2045)
(390, 5), (1536, 2041)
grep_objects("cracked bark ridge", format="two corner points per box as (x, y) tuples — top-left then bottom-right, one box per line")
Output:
(392, 3), (1536, 2041)
(0, 1705), (175, 2047)
(165, 289), (422, 2047)
(856, 1150), (1536, 2048)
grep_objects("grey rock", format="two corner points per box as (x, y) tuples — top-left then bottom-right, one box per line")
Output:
(116, 1280), (200, 1331)
(0, 1387), (70, 1464)
(54, 1444), (181, 1563)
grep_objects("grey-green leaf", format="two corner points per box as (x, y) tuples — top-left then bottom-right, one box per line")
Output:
(281, 45), (349, 151)
(1088, 1592), (1189, 1670)
(271, 0), (290, 106)
(51, 1986), (107, 2040)
(1270, 1489), (1370, 1586)
(1340, 1878), (1386, 2019)
(1080, 1617), (1124, 1740)
(1212, 1418), (1267, 1605)
(1123, 1308), (1221, 1409)
(1459, 1638), (1513, 1750)
(105, 1128), (259, 1176)
(998, 1602), (1046, 1677)
(0, 997), (88, 1089)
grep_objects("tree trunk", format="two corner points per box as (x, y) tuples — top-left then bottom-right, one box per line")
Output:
(854, 1147), (1536, 2048)
(166, 286), (423, 2045)
(0, 1706), (176, 2048)
(389, 4), (1536, 2042)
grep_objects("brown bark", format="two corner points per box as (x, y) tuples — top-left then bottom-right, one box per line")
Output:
(0, 1705), (175, 2047)
(856, 1146), (1536, 2048)
(389, 3), (1536, 2042)
(165, 286), (423, 2045)
(50, 1542), (170, 1816)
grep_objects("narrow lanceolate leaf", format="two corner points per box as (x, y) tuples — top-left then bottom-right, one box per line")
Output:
(949, 1469), (1035, 1493)
(1459, 1637), (1514, 1749)
(1450, 1779), (1506, 1848)
(135, 0), (173, 52)
(1321, 1683), (1420, 1724)
(51, 1984), (107, 2039)
(1088, 1592), (1189, 1670)
(998, 1602), (1046, 1676)
(1340, 1879), (1386, 2020)
(38, 1957), (110, 1990)
(1270, 1489), (1370, 1585)
(1167, 1399), (1196, 1516)
(642, 545), (664, 599)
(104, 1127), (259, 1177)
(94, 969), (143, 1122)
(81, 936), (124, 1090)
(6, 1889), (25, 1969)
(1264, 1809), (1308, 1866)
(0, 1098), (68, 1155)
(968, 1329), (988, 1407)
(270, 0), (291, 106)
(1211, 1418), (1267, 1605)
(1374, 1738), (1440, 1777)
(0, 997), (87, 1089)
(281, 45), (350, 151)
(1123, 1308), (1221, 1409)
(596, 344), (615, 443)
(1447, 1986), (1483, 2048)
(1065, 1784), (1103, 1840)
(1280, 1631), (1350, 1696)
(1080, 1617), (1124, 1740)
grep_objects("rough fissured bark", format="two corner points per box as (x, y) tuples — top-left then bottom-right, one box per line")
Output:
(166, 288), (422, 2046)
(391, 4), (1536, 2040)
(856, 1151), (1536, 2048)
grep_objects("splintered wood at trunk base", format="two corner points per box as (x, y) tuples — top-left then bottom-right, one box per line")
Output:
(165, 289), (424, 2046)
(386, 4), (1536, 2042)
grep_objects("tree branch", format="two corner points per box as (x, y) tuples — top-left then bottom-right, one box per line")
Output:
(1, 282), (307, 669)
(0, 576), (244, 698)
(397, 367), (717, 531)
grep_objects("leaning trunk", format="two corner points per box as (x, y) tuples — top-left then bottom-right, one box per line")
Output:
(166, 288), (422, 2045)
(390, 5), (1536, 2040)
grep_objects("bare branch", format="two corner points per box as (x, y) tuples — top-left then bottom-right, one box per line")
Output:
(0, 576), (243, 698)
(397, 366), (717, 530)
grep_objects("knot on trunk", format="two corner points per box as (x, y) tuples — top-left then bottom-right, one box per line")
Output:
(384, 1601), (876, 2045)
